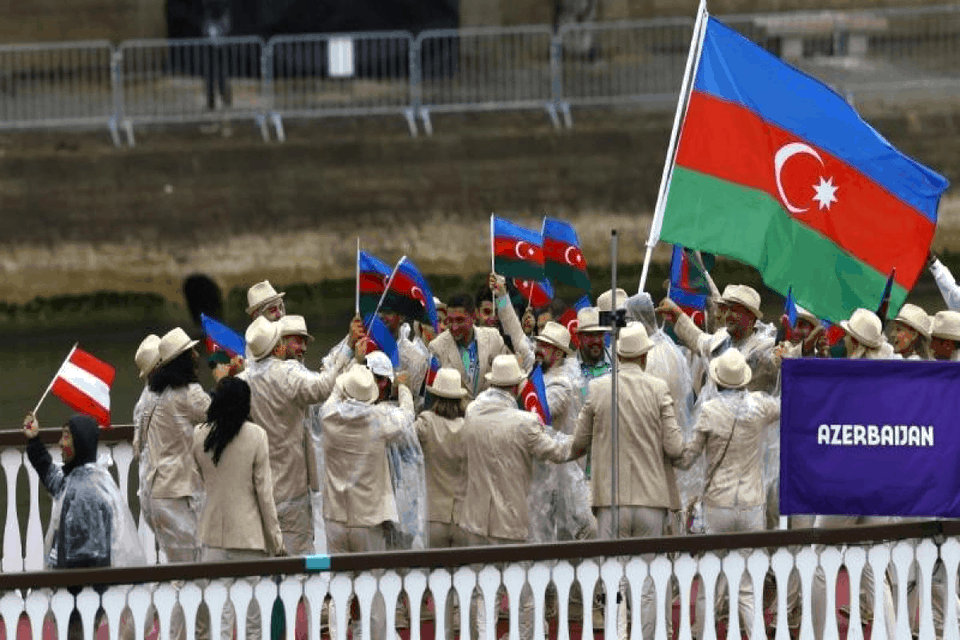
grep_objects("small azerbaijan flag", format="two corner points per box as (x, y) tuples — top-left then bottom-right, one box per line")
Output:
(542, 218), (590, 292)
(658, 15), (948, 324)
(381, 257), (439, 332)
(557, 295), (592, 349)
(358, 251), (392, 317)
(492, 216), (545, 282)
(519, 364), (551, 425)
(513, 278), (554, 310)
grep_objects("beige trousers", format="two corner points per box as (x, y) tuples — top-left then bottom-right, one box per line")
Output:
(464, 531), (535, 640)
(197, 547), (268, 640)
(277, 492), (314, 556)
(325, 520), (388, 640)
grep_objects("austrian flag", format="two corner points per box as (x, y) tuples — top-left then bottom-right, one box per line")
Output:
(50, 346), (115, 426)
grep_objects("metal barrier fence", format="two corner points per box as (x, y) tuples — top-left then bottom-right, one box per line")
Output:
(0, 41), (118, 143)
(115, 36), (268, 145)
(415, 25), (558, 133)
(267, 32), (417, 139)
(0, 4), (958, 144)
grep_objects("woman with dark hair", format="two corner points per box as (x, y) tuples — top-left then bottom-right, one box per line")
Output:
(193, 376), (284, 640)
(138, 327), (210, 588)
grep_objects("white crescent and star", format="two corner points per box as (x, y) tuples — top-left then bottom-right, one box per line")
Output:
(774, 142), (839, 213)
(564, 246), (583, 267)
(515, 241), (537, 260)
(410, 286), (425, 306)
(523, 392), (538, 410)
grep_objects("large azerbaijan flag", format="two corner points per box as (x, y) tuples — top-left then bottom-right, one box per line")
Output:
(659, 16), (949, 323)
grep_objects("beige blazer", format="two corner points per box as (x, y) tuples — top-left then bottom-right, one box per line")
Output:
(192, 421), (284, 555)
(415, 411), (467, 525)
(459, 388), (570, 541)
(239, 355), (347, 505)
(428, 327), (508, 399)
(142, 383), (210, 499)
(322, 385), (413, 527)
(570, 362), (683, 509)
(676, 390), (780, 508)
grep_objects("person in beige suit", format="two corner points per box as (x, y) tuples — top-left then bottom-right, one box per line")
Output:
(193, 377), (285, 640)
(568, 323), (683, 640)
(239, 316), (351, 556)
(322, 364), (413, 640)
(460, 354), (572, 640)
(674, 349), (780, 639)
(429, 292), (510, 399)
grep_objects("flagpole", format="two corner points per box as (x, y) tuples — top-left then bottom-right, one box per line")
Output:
(490, 214), (496, 274)
(369, 256), (406, 333)
(693, 250), (721, 299)
(638, 0), (709, 294)
(355, 238), (361, 316)
(33, 343), (77, 416)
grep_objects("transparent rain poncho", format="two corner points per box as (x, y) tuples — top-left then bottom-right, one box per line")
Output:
(319, 381), (427, 550)
(29, 415), (146, 569)
(527, 358), (594, 543)
(627, 293), (701, 514)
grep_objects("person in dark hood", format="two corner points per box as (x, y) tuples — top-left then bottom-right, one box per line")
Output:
(24, 411), (145, 568)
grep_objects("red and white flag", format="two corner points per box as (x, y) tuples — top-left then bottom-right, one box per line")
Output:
(48, 346), (116, 426)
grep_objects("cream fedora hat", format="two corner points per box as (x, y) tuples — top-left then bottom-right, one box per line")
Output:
(340, 366), (379, 404)
(534, 321), (573, 355)
(932, 310), (960, 342)
(709, 349), (752, 389)
(279, 314), (314, 341)
(135, 334), (161, 378)
(158, 328), (199, 366)
(246, 280), (286, 315)
(795, 305), (819, 325)
(427, 368), (468, 399)
(245, 316), (282, 361)
(719, 284), (763, 319)
(840, 308), (883, 350)
(894, 303), (932, 339)
(485, 354), (526, 387)
(597, 288), (628, 312)
(616, 323), (654, 358)
(576, 307), (610, 333)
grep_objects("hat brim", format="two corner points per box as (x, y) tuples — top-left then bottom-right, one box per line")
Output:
(534, 335), (574, 356)
(617, 342), (654, 359)
(282, 331), (315, 342)
(719, 296), (763, 320)
(159, 339), (199, 366)
(426, 384), (467, 399)
(577, 325), (611, 334)
(245, 292), (286, 315)
(839, 320), (881, 350)
(708, 357), (753, 389)
(484, 372), (526, 387)
(893, 317), (931, 340)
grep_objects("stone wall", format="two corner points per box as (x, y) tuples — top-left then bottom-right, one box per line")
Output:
(0, 107), (957, 306)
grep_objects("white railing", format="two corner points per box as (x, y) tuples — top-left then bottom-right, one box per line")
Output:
(0, 4), (957, 143)
(0, 522), (957, 640)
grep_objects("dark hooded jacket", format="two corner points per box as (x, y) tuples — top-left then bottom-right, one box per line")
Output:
(27, 415), (112, 569)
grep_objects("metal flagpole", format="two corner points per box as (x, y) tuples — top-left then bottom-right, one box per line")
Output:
(610, 230), (620, 537)
(638, 0), (710, 294)
(355, 238), (361, 316)
(368, 256), (406, 333)
(33, 343), (78, 416)
(490, 214), (496, 274)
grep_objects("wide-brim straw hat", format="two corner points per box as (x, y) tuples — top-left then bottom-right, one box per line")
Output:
(279, 314), (314, 341)
(932, 310), (960, 342)
(427, 367), (468, 399)
(719, 284), (763, 319)
(340, 366), (379, 404)
(245, 316), (282, 361)
(577, 307), (610, 333)
(840, 308), (883, 350)
(709, 349), (753, 389)
(617, 323), (654, 358)
(894, 303), (932, 339)
(795, 305), (819, 325)
(534, 321), (574, 355)
(365, 350), (394, 382)
(158, 328), (199, 366)
(597, 288), (628, 312)
(135, 334), (161, 379)
(246, 280), (286, 315)
(485, 354), (526, 387)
